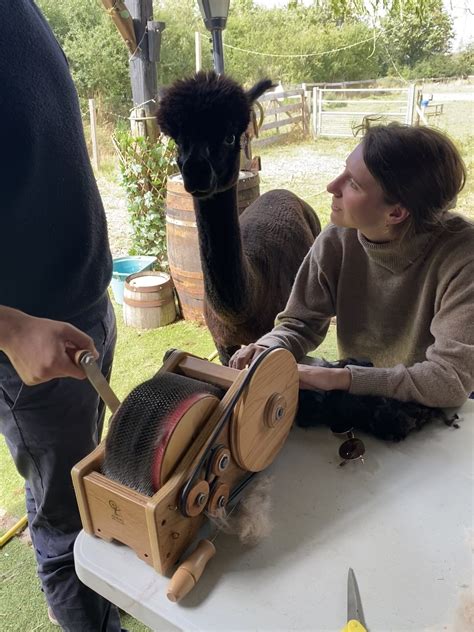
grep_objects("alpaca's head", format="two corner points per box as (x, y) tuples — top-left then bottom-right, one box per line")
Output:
(157, 71), (273, 198)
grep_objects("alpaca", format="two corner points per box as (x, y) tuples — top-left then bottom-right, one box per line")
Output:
(157, 71), (320, 365)
(296, 359), (459, 442)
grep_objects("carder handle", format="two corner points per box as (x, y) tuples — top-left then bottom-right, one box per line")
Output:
(166, 539), (216, 603)
(74, 350), (121, 414)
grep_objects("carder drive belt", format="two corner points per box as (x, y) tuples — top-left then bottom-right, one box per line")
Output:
(102, 372), (223, 496)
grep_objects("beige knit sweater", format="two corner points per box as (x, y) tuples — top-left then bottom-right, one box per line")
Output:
(257, 213), (474, 408)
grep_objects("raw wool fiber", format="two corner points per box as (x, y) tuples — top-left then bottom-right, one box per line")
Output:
(453, 528), (474, 631)
(296, 358), (458, 442)
(454, 591), (474, 632)
(210, 476), (274, 545)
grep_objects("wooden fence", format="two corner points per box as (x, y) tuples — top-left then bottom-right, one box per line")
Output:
(253, 88), (308, 148)
(251, 83), (419, 144)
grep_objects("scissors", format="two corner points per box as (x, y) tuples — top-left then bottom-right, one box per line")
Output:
(341, 568), (368, 631)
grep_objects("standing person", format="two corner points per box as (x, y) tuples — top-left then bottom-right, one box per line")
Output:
(230, 123), (474, 411)
(0, 1), (122, 630)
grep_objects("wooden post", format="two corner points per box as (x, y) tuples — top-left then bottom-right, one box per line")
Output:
(302, 83), (310, 135)
(414, 88), (422, 126)
(126, 0), (162, 139)
(312, 87), (318, 138)
(88, 98), (100, 170)
(406, 83), (417, 125)
(273, 99), (279, 134)
(195, 31), (202, 72)
(301, 90), (306, 136)
(318, 88), (323, 137)
(101, 0), (137, 53)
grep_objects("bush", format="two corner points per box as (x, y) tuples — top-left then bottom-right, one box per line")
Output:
(113, 131), (176, 269)
(38, 0), (130, 111)
(408, 44), (474, 80)
(376, 76), (406, 88)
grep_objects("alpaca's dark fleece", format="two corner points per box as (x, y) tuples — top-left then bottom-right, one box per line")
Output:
(157, 71), (252, 142)
(295, 359), (459, 441)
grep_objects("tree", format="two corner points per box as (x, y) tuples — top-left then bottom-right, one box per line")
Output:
(381, 0), (454, 67)
(154, 0), (205, 84)
(224, 4), (382, 84)
(37, 0), (130, 111)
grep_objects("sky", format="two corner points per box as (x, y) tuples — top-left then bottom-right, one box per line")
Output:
(252, 0), (474, 50)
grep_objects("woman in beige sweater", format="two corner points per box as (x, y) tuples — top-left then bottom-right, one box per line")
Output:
(230, 123), (473, 408)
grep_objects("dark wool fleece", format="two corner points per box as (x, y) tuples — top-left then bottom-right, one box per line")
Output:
(0, 0), (111, 327)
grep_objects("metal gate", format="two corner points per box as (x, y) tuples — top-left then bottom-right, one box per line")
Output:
(312, 85), (417, 138)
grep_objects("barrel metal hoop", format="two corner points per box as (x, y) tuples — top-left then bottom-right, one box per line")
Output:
(123, 297), (172, 308)
(165, 216), (197, 228)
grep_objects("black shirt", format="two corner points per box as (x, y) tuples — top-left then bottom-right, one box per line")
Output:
(0, 0), (111, 328)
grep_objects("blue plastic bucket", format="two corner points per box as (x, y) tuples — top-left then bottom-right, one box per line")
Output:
(111, 256), (157, 305)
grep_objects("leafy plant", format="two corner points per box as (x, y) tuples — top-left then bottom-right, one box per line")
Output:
(113, 131), (177, 269)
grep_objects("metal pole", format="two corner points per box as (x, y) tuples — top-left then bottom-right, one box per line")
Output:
(211, 29), (224, 74)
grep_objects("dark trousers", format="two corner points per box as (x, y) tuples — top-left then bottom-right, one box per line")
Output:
(0, 299), (122, 631)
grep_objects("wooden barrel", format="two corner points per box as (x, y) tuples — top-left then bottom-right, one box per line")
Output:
(166, 171), (260, 323)
(123, 271), (176, 330)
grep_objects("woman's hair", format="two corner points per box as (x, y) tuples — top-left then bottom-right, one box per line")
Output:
(360, 121), (466, 234)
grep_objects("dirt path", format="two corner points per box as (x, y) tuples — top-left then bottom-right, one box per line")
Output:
(97, 175), (132, 257)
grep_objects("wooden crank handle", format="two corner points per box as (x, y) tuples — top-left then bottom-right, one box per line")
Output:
(166, 539), (216, 603)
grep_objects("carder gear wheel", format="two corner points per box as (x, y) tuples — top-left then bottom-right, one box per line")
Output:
(230, 347), (298, 472)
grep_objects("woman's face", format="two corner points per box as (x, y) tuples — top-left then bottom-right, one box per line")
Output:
(327, 142), (400, 242)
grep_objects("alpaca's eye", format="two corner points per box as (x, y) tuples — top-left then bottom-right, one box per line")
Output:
(224, 134), (235, 146)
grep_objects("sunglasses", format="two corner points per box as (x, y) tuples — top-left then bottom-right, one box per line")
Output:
(330, 420), (366, 467)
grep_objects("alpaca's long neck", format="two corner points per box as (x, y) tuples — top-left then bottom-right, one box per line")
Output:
(194, 186), (253, 318)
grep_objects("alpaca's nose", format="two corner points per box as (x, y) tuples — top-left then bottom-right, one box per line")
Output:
(181, 156), (214, 195)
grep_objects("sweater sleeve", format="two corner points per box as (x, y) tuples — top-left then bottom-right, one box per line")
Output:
(256, 230), (338, 360)
(348, 255), (474, 407)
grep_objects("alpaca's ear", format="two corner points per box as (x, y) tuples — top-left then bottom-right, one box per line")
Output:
(246, 79), (275, 105)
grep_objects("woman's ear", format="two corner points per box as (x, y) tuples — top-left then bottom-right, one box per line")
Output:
(387, 205), (410, 226)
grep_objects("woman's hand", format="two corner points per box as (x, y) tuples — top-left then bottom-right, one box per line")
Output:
(297, 363), (351, 391)
(229, 344), (267, 369)
(0, 307), (98, 385)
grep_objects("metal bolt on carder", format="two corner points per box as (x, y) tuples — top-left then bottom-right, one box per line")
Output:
(218, 455), (229, 471)
(196, 493), (208, 506)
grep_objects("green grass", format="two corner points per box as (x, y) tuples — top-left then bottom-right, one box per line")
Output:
(0, 538), (149, 631)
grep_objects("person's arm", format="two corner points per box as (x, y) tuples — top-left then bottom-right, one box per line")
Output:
(230, 232), (339, 369)
(297, 363), (351, 391)
(0, 306), (98, 385)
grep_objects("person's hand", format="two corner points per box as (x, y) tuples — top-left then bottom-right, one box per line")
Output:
(1, 310), (98, 385)
(229, 344), (267, 369)
(297, 363), (351, 391)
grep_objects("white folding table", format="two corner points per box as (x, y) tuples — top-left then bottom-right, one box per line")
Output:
(75, 400), (473, 631)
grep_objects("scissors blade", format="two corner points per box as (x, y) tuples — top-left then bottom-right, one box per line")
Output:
(347, 568), (367, 627)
